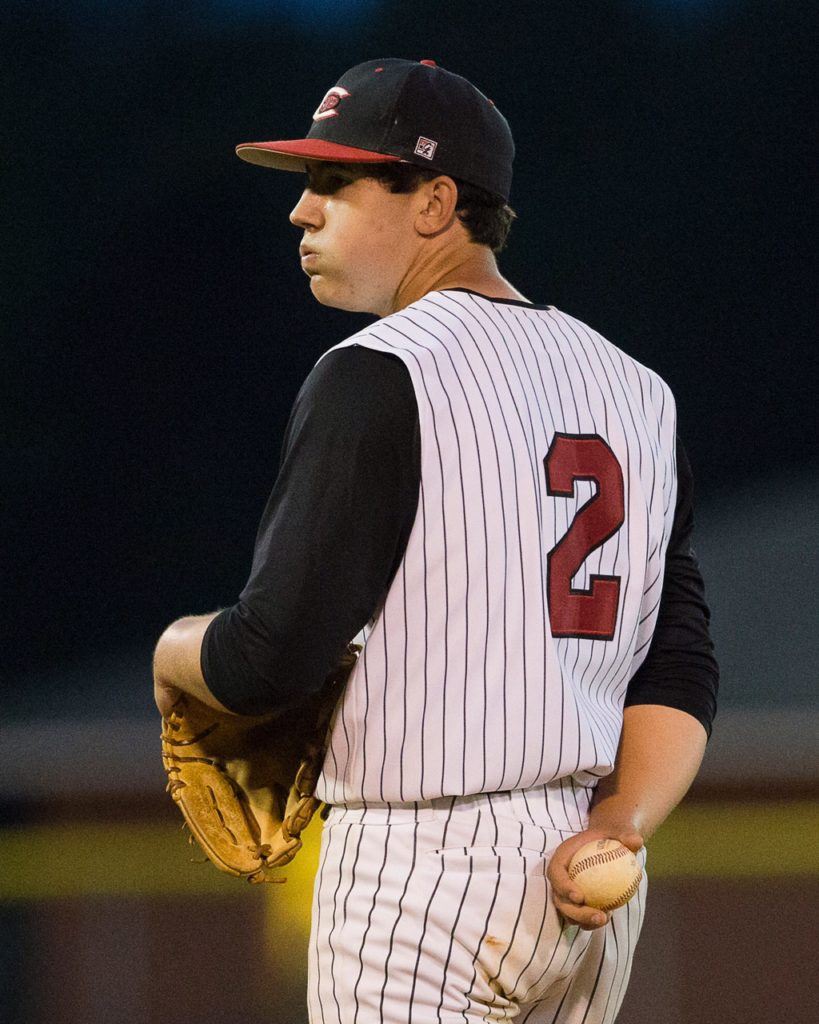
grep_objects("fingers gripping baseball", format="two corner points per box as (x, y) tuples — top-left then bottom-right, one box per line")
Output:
(547, 829), (644, 930)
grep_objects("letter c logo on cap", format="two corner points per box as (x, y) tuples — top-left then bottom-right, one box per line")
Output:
(313, 86), (351, 121)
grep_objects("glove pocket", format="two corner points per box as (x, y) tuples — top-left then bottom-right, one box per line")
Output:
(170, 761), (270, 877)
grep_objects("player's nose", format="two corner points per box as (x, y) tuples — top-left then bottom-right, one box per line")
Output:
(289, 189), (324, 230)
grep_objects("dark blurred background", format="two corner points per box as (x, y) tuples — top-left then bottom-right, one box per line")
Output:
(2, 2), (817, 1023)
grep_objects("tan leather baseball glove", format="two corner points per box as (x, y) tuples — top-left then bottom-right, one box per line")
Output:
(161, 642), (360, 883)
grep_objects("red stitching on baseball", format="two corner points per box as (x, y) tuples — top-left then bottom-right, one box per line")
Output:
(568, 845), (629, 879)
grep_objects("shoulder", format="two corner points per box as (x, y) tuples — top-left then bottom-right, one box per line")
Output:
(313, 297), (455, 384)
(321, 294), (448, 357)
(308, 341), (413, 397)
(550, 306), (676, 403)
(295, 343), (417, 440)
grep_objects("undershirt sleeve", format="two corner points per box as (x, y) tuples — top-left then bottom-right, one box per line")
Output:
(624, 437), (719, 737)
(201, 344), (421, 715)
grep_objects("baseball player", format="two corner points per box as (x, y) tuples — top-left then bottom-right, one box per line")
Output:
(153, 58), (718, 1023)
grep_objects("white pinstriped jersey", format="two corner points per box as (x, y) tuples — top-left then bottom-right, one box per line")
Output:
(314, 288), (677, 806)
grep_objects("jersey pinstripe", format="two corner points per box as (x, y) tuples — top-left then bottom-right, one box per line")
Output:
(314, 289), (677, 807)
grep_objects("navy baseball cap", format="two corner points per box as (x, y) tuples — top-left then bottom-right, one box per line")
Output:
(236, 58), (514, 202)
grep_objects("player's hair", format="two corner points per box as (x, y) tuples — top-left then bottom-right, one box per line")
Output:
(364, 163), (517, 255)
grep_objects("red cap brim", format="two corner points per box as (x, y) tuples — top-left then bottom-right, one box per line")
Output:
(235, 139), (403, 170)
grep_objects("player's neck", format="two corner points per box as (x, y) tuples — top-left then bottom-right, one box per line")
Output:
(385, 245), (529, 316)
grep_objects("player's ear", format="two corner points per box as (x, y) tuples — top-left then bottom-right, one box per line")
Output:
(414, 175), (459, 238)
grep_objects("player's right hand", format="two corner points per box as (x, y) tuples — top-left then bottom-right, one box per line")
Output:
(547, 827), (644, 930)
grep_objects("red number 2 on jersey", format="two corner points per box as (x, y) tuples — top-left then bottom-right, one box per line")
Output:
(543, 433), (625, 640)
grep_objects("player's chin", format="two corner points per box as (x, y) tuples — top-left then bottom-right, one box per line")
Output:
(308, 275), (343, 309)
(309, 276), (369, 313)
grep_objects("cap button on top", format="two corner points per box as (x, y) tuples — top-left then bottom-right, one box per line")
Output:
(419, 59), (437, 67)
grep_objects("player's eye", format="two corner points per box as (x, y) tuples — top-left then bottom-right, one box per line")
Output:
(306, 170), (352, 195)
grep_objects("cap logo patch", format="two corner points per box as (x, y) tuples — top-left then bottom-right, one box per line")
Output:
(414, 136), (437, 160)
(313, 86), (351, 121)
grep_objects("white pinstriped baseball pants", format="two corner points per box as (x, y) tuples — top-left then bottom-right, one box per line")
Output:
(307, 787), (647, 1023)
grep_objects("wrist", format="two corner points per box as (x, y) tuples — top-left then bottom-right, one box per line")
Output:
(588, 795), (645, 838)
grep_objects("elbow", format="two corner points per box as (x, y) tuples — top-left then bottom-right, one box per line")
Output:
(203, 602), (326, 715)
(211, 644), (299, 717)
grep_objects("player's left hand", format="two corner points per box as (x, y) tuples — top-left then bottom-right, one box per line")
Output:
(547, 827), (644, 931)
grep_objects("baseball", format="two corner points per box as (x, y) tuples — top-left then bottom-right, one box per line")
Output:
(567, 839), (643, 912)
